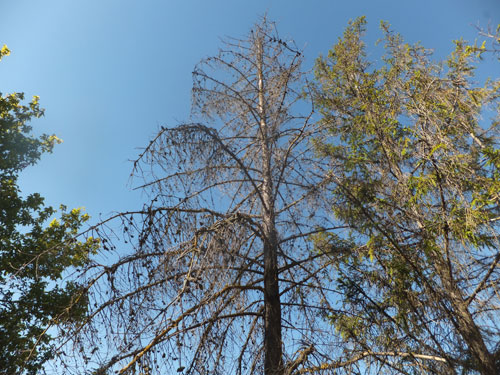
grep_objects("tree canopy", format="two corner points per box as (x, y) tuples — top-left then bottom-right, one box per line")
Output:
(312, 17), (500, 375)
(0, 45), (99, 375)
(4, 16), (500, 375)
(58, 18), (347, 375)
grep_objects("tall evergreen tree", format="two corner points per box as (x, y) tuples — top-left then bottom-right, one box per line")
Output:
(312, 17), (500, 375)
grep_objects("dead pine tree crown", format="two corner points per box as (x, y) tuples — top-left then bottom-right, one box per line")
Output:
(61, 17), (343, 375)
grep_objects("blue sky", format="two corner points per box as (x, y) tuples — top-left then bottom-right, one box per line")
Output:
(1, 0), (499, 223)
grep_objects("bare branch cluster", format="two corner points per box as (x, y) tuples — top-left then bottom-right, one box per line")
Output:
(57, 18), (344, 375)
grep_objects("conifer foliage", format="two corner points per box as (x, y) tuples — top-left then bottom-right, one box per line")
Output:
(312, 17), (500, 375)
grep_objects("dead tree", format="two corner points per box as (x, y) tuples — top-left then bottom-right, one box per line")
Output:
(59, 18), (343, 375)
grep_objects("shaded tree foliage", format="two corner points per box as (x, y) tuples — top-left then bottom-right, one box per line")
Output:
(0, 45), (99, 375)
(62, 19), (344, 375)
(312, 18), (500, 375)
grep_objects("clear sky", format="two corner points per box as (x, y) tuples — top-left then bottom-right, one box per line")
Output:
(1, 0), (499, 224)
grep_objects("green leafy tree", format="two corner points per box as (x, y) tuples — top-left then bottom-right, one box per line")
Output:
(0, 45), (99, 375)
(312, 18), (500, 375)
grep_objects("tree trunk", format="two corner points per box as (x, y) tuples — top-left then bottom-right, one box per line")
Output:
(256, 33), (283, 375)
(436, 258), (497, 375)
(263, 218), (283, 375)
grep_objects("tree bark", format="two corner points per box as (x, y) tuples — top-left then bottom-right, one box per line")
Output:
(256, 33), (283, 375)
(436, 258), (497, 375)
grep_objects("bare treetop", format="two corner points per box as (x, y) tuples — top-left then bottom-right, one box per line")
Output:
(60, 18), (342, 375)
